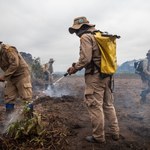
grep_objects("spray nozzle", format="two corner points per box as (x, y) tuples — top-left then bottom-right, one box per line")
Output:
(53, 73), (68, 85)
(64, 73), (68, 77)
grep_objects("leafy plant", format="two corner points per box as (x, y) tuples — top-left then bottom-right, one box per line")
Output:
(6, 104), (43, 139)
(31, 57), (43, 79)
(0, 103), (69, 150)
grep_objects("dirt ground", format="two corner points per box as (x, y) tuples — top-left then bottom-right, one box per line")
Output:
(0, 74), (150, 150)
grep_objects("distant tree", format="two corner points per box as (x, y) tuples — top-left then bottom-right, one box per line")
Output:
(1, 51), (43, 80)
(20, 52), (44, 89)
(31, 57), (43, 79)
(20, 52), (33, 66)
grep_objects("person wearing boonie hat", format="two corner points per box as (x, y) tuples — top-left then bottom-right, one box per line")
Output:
(69, 16), (95, 34)
(140, 49), (150, 103)
(67, 16), (120, 143)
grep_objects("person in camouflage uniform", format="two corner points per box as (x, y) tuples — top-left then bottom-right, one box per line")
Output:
(42, 63), (50, 90)
(42, 58), (54, 90)
(140, 50), (150, 103)
(67, 17), (119, 143)
(0, 41), (32, 113)
(48, 58), (54, 86)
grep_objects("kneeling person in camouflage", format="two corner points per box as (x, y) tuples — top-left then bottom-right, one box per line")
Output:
(0, 41), (33, 114)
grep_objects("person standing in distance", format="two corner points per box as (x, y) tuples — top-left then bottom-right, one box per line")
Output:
(140, 50), (150, 103)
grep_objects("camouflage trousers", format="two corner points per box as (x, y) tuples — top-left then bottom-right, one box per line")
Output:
(4, 70), (32, 104)
(84, 72), (119, 142)
(140, 80), (150, 102)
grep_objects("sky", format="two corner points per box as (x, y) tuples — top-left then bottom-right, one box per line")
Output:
(0, 0), (150, 72)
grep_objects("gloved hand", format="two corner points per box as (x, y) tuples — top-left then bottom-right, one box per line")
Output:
(72, 62), (76, 67)
(0, 76), (5, 82)
(67, 66), (77, 75)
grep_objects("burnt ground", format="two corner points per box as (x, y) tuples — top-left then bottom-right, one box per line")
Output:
(0, 74), (150, 150)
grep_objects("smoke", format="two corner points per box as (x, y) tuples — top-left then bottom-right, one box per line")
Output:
(44, 84), (74, 97)
(1, 109), (23, 134)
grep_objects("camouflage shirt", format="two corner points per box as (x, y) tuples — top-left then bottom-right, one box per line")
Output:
(142, 58), (150, 78)
(0, 44), (29, 81)
(74, 27), (101, 75)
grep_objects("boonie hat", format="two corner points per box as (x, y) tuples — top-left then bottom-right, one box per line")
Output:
(69, 16), (95, 34)
(49, 58), (54, 63)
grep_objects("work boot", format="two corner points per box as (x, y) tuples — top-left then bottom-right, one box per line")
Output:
(23, 102), (34, 119)
(27, 103), (34, 118)
(28, 103), (33, 112)
(5, 103), (15, 113)
(112, 134), (119, 141)
(140, 91), (147, 103)
(5, 103), (15, 119)
(140, 97), (146, 104)
(85, 136), (105, 143)
(45, 84), (49, 90)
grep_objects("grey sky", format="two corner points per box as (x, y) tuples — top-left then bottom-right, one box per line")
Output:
(0, 0), (150, 71)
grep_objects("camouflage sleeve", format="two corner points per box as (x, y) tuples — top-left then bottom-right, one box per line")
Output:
(143, 59), (150, 76)
(74, 34), (93, 70)
(4, 47), (19, 80)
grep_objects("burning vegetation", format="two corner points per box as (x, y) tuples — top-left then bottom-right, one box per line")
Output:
(0, 97), (69, 150)
(0, 73), (150, 150)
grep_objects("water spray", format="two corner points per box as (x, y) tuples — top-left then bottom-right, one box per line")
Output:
(53, 72), (68, 85)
